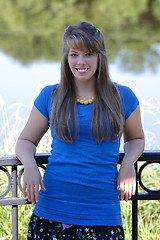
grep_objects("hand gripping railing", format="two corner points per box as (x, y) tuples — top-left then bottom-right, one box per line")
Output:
(0, 151), (160, 240)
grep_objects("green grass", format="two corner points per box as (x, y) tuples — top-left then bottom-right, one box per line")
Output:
(0, 99), (160, 239)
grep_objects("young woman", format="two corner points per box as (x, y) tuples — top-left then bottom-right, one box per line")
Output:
(15, 22), (145, 240)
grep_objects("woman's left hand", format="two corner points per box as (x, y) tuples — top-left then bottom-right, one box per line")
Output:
(117, 163), (136, 201)
(118, 105), (145, 201)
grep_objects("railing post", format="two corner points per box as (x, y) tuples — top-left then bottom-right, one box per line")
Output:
(12, 165), (18, 240)
(132, 162), (138, 240)
(132, 200), (138, 240)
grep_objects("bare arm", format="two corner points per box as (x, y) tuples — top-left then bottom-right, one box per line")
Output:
(117, 105), (145, 201)
(15, 106), (49, 204)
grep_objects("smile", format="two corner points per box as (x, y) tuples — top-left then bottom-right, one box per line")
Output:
(76, 68), (88, 73)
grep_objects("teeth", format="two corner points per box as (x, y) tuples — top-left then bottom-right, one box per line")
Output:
(77, 69), (87, 72)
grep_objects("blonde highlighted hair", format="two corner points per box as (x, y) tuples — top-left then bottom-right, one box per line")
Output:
(51, 22), (124, 143)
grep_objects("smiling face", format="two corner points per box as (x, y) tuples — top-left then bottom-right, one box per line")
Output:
(67, 48), (98, 84)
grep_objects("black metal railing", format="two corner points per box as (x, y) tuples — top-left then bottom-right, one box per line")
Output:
(0, 151), (160, 240)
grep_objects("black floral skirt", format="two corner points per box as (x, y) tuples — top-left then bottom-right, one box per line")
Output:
(27, 213), (125, 240)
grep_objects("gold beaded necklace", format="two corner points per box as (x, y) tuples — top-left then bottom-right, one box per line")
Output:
(77, 97), (95, 105)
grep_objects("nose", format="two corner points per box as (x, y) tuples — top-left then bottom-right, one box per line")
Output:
(77, 55), (86, 65)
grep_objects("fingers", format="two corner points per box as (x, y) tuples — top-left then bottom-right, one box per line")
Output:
(119, 179), (136, 201)
(26, 183), (39, 204)
(27, 184), (34, 204)
(34, 185), (40, 203)
(132, 178), (136, 196)
(23, 174), (46, 205)
(128, 182), (133, 199)
(31, 179), (46, 204)
(40, 178), (46, 192)
(117, 165), (136, 201)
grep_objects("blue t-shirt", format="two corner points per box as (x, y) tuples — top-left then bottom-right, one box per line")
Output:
(33, 84), (139, 226)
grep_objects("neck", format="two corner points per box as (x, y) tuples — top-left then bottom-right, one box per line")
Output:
(74, 80), (95, 100)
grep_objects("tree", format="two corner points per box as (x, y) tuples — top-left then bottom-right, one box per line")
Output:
(0, 0), (159, 72)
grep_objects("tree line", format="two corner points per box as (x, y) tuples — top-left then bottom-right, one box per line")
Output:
(0, 0), (160, 72)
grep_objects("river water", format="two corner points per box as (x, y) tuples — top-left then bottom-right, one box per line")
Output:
(0, 52), (160, 150)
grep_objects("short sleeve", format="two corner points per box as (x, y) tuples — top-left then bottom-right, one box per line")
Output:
(117, 85), (139, 120)
(34, 85), (57, 120)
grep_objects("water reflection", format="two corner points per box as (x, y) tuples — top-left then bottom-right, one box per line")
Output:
(1, 52), (160, 150)
(0, 0), (160, 71)
(0, 0), (160, 150)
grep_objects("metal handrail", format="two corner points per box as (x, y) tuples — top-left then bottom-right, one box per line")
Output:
(0, 151), (160, 240)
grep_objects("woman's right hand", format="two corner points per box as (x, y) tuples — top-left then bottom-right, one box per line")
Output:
(15, 106), (49, 204)
(23, 164), (46, 205)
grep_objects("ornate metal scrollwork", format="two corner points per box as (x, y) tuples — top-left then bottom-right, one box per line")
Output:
(138, 161), (160, 193)
(0, 166), (12, 198)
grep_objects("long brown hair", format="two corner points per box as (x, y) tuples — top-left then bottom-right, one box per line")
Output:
(51, 22), (124, 143)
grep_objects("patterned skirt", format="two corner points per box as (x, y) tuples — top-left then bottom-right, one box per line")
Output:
(27, 213), (125, 240)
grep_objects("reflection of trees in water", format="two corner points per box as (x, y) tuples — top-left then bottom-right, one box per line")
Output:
(140, 98), (160, 150)
(0, 0), (160, 72)
(113, 42), (160, 73)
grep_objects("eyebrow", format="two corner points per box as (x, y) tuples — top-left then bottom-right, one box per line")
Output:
(69, 49), (92, 53)
(69, 49), (77, 52)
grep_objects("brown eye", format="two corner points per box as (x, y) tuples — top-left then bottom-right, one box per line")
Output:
(71, 54), (77, 57)
(86, 53), (93, 56)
